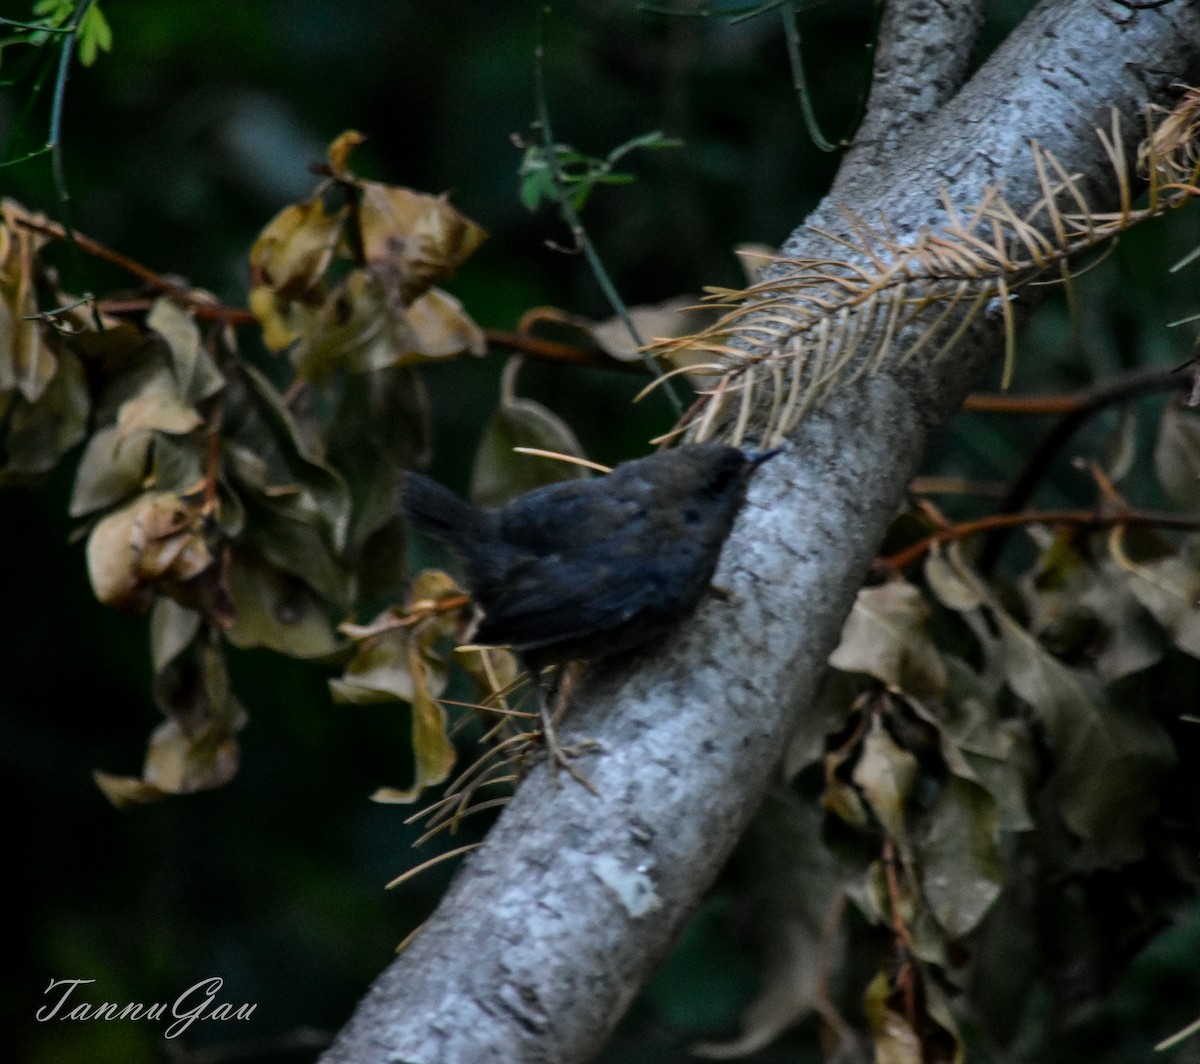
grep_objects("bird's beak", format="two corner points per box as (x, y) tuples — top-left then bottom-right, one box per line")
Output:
(746, 447), (783, 468)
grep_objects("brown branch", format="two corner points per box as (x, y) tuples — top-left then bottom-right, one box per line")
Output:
(202, 414), (222, 515)
(17, 213), (667, 374)
(907, 475), (1007, 498)
(482, 328), (637, 370)
(14, 213), (187, 294)
(963, 363), (1195, 415)
(97, 297), (258, 327)
(881, 835), (917, 1026)
(962, 393), (1080, 415)
(13, 215), (263, 328)
(878, 506), (1200, 573)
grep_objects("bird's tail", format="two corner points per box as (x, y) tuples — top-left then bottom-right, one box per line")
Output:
(401, 473), (483, 551)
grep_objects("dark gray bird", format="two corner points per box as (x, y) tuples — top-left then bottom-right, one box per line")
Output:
(401, 442), (779, 781)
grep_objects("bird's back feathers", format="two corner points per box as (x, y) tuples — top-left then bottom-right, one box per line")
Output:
(399, 444), (773, 664)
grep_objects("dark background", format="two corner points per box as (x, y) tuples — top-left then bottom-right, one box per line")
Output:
(3, 1), (1200, 1062)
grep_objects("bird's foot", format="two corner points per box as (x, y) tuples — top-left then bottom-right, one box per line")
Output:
(538, 705), (601, 795)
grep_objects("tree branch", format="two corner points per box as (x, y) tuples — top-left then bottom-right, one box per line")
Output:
(320, 3), (1200, 1061)
(878, 505), (1200, 572)
(834, 0), (987, 191)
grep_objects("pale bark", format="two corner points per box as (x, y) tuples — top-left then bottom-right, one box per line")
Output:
(321, 2), (1200, 1061)
(834, 0), (987, 189)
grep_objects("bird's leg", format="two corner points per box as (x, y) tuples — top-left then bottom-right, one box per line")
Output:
(534, 666), (599, 795)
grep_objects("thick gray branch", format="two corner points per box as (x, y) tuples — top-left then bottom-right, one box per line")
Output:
(835, 0), (986, 189)
(321, 3), (1200, 1062)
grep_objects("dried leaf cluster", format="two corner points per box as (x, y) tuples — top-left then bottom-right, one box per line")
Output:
(0, 133), (560, 806)
(710, 400), (1200, 1059)
(249, 130), (487, 381)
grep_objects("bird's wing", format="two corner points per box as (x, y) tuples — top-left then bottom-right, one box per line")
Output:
(472, 553), (657, 654)
(498, 481), (647, 553)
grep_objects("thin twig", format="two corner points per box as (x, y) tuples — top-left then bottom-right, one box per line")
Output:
(15, 213), (190, 296)
(881, 835), (917, 1026)
(48, 0), (96, 217)
(532, 11), (683, 413)
(779, 2), (839, 152)
(878, 506), (1200, 573)
(485, 328), (641, 370)
(23, 215), (653, 373)
(975, 362), (1195, 571)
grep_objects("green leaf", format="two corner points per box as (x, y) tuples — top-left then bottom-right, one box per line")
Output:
(327, 365), (430, 594)
(0, 348), (87, 481)
(996, 607), (1175, 862)
(519, 162), (556, 212)
(222, 360), (351, 548)
(851, 714), (918, 854)
(470, 356), (590, 509)
(69, 424), (152, 517)
(1119, 543), (1200, 659)
(1154, 403), (1200, 510)
(146, 297), (224, 404)
(605, 129), (683, 165)
(33, 0), (73, 25)
(76, 1), (112, 67)
(829, 581), (946, 699)
(691, 789), (848, 1058)
(224, 549), (339, 658)
(915, 775), (1002, 937)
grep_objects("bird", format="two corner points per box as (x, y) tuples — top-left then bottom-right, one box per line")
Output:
(401, 442), (780, 784)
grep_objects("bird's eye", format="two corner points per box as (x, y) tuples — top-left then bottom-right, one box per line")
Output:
(710, 464), (739, 492)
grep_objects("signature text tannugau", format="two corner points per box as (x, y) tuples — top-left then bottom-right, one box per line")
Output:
(36, 977), (256, 1039)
